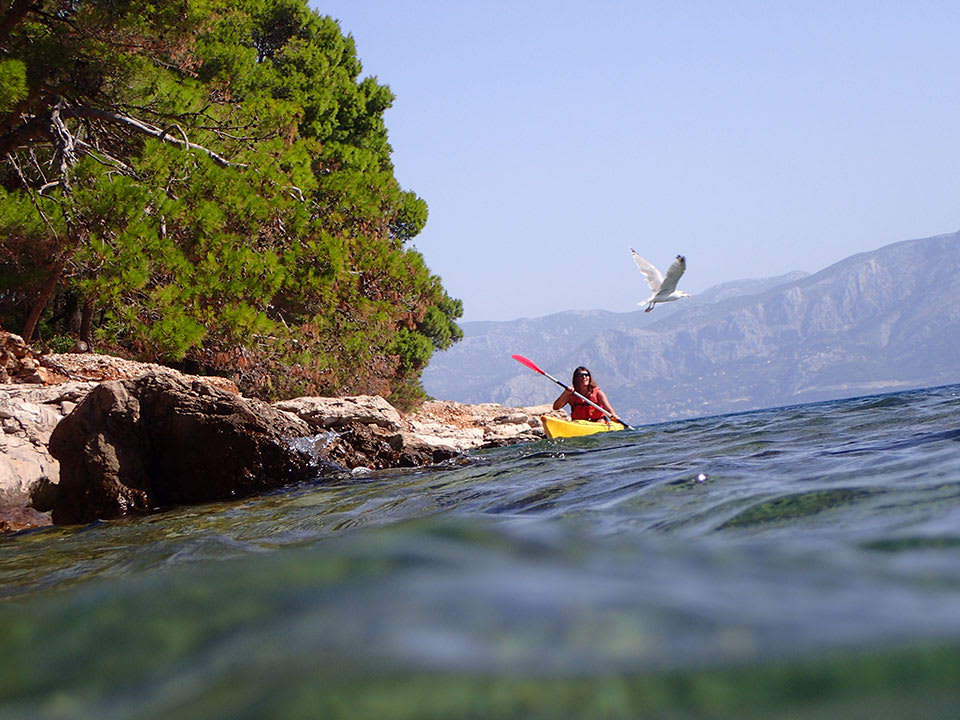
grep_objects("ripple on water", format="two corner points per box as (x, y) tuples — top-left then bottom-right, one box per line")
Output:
(2, 383), (960, 718)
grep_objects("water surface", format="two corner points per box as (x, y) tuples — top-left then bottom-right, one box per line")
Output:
(2, 384), (960, 718)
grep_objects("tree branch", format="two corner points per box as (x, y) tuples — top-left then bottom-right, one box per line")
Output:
(0, 101), (246, 171)
(63, 106), (245, 168)
(74, 138), (137, 177)
(49, 100), (77, 177)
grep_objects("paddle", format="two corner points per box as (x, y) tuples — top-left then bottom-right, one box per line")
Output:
(511, 354), (630, 429)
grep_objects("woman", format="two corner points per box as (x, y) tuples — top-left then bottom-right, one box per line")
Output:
(552, 366), (621, 423)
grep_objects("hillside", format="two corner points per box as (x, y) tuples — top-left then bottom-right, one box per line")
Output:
(423, 232), (960, 423)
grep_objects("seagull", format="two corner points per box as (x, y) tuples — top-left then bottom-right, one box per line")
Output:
(630, 249), (691, 312)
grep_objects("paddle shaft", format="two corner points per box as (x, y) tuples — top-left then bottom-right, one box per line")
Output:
(511, 354), (629, 428)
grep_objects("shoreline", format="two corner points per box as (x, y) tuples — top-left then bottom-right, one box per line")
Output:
(1, 331), (562, 532)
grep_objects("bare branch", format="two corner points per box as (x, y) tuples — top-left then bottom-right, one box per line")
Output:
(63, 106), (246, 168)
(27, 148), (47, 184)
(74, 137), (137, 177)
(49, 100), (77, 178)
(0, 102), (247, 171)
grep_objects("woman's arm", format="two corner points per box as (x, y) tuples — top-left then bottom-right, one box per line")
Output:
(595, 389), (621, 422)
(553, 387), (574, 411)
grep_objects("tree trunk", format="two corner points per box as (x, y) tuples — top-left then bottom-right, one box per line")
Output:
(79, 297), (94, 343)
(21, 256), (68, 342)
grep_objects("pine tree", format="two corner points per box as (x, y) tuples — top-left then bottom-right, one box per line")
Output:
(0, 0), (461, 405)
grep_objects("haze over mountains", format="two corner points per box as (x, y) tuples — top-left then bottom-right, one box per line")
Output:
(423, 231), (960, 424)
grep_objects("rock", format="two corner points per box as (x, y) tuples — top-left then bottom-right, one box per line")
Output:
(276, 396), (558, 457)
(41, 353), (240, 395)
(0, 332), (561, 530)
(0, 504), (51, 533)
(0, 337), (244, 520)
(403, 401), (558, 451)
(0, 330), (29, 359)
(47, 372), (317, 524)
(323, 423), (462, 470)
(0, 382), (98, 505)
(1, 330), (44, 384)
(275, 396), (463, 468)
(273, 395), (404, 431)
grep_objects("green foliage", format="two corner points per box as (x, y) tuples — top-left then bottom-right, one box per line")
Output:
(0, 60), (27, 114)
(391, 191), (429, 242)
(0, 0), (462, 403)
(390, 328), (434, 373)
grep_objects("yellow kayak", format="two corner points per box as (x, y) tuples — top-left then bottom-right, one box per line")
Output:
(541, 415), (626, 439)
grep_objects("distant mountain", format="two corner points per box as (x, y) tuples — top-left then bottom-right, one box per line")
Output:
(423, 232), (960, 423)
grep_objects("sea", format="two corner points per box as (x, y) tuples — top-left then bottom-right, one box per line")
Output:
(2, 383), (960, 719)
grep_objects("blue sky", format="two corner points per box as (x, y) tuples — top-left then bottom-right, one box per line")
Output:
(312, 1), (960, 322)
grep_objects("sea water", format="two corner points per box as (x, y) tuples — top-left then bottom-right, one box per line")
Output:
(2, 384), (960, 718)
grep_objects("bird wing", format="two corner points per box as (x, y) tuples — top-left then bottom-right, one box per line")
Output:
(658, 255), (686, 295)
(630, 249), (663, 292)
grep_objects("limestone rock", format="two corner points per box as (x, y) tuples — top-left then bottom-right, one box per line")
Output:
(323, 423), (461, 470)
(41, 353), (240, 394)
(1, 335), (242, 516)
(403, 401), (558, 451)
(1, 330), (43, 384)
(0, 382), (98, 505)
(274, 396), (464, 468)
(273, 395), (403, 431)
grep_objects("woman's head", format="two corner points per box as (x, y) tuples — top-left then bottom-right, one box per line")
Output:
(572, 366), (596, 391)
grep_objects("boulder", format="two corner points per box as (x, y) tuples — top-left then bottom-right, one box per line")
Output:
(404, 401), (558, 451)
(273, 395), (404, 431)
(47, 372), (317, 524)
(275, 394), (463, 468)
(1, 330), (40, 384)
(322, 423), (462, 470)
(0, 382), (97, 505)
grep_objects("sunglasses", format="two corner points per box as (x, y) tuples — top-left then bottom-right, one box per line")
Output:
(575, 372), (590, 378)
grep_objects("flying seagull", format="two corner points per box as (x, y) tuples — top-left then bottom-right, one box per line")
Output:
(630, 249), (690, 312)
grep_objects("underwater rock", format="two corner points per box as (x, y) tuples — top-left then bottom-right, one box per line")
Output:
(0, 504), (52, 532)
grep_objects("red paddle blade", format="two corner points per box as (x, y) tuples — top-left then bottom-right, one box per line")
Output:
(511, 354), (544, 375)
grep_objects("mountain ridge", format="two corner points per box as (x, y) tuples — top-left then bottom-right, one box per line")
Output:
(424, 231), (960, 423)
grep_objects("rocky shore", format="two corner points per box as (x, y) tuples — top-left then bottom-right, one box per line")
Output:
(0, 331), (562, 533)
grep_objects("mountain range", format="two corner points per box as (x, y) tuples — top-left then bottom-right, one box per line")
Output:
(423, 231), (960, 424)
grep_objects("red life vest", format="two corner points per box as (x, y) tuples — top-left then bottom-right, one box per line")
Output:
(569, 387), (605, 421)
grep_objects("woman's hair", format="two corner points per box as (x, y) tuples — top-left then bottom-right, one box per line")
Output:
(572, 366), (597, 391)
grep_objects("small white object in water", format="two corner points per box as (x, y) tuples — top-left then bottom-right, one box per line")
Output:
(630, 249), (691, 312)
(696, 473), (707, 483)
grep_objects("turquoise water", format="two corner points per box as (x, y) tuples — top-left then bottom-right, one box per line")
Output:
(2, 384), (960, 718)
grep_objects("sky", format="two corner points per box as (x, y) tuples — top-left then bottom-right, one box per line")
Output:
(311, 1), (960, 322)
